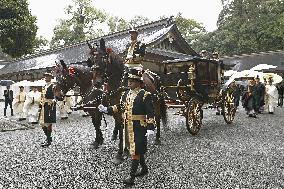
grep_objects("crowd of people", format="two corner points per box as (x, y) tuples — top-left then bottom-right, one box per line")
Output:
(2, 84), (76, 123)
(229, 76), (281, 118)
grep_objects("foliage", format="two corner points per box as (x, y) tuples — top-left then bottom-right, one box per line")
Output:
(196, 0), (284, 56)
(50, 0), (107, 47)
(0, 0), (38, 58)
(175, 13), (206, 46)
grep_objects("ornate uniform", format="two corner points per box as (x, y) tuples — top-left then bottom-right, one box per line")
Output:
(105, 82), (155, 185)
(39, 82), (56, 125)
(108, 88), (155, 155)
(124, 40), (146, 68)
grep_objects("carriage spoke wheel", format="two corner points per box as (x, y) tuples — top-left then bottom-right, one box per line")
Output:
(186, 100), (203, 135)
(222, 92), (236, 124)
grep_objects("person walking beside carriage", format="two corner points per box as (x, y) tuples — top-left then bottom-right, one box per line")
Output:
(39, 72), (57, 147)
(254, 76), (266, 113)
(242, 79), (257, 118)
(13, 86), (26, 121)
(265, 78), (278, 114)
(98, 68), (155, 186)
(3, 85), (14, 117)
(24, 86), (41, 124)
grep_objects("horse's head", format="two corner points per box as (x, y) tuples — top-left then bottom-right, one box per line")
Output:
(53, 60), (76, 96)
(54, 60), (93, 97)
(87, 38), (124, 91)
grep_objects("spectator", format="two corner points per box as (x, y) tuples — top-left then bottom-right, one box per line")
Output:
(3, 85), (13, 117)
(13, 86), (26, 121)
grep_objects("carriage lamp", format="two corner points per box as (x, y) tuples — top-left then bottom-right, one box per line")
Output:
(188, 65), (196, 91)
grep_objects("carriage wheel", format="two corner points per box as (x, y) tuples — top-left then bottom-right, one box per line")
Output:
(222, 91), (236, 124)
(186, 99), (203, 135)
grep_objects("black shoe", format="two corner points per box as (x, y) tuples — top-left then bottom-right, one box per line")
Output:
(123, 176), (135, 186)
(269, 112), (274, 114)
(135, 169), (148, 177)
(41, 140), (51, 147)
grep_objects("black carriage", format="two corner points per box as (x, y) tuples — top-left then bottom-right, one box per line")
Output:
(162, 57), (236, 135)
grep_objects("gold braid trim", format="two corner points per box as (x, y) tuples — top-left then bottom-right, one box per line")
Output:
(112, 105), (118, 113)
(143, 91), (151, 101)
(146, 117), (155, 124)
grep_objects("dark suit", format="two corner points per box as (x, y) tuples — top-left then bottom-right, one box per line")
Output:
(3, 89), (13, 116)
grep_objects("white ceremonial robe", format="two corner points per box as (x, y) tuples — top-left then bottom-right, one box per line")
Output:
(13, 91), (26, 119)
(265, 84), (278, 113)
(24, 91), (41, 123)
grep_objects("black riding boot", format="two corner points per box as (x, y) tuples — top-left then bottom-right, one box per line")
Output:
(41, 127), (52, 147)
(123, 159), (139, 186)
(11, 109), (13, 116)
(4, 108), (6, 117)
(111, 127), (118, 141)
(135, 155), (148, 177)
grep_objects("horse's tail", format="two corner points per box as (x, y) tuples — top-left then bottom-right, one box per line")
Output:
(159, 92), (168, 127)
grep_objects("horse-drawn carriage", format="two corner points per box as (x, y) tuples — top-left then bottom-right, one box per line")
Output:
(162, 57), (236, 135)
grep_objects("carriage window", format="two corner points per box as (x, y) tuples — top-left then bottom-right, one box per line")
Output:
(196, 61), (209, 81)
(209, 63), (218, 82)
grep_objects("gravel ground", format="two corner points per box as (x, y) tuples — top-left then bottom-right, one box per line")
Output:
(0, 102), (284, 189)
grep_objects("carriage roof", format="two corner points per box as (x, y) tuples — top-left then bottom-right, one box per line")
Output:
(162, 56), (220, 67)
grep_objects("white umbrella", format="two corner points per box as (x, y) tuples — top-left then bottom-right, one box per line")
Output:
(31, 80), (46, 86)
(224, 70), (237, 77)
(233, 70), (263, 79)
(13, 80), (33, 86)
(263, 73), (283, 84)
(250, 64), (277, 71)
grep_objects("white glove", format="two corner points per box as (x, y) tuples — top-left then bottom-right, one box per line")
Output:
(98, 104), (108, 113)
(145, 130), (155, 137)
(52, 99), (57, 103)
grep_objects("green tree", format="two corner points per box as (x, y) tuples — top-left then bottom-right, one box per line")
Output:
(107, 16), (129, 33)
(0, 0), (38, 58)
(205, 0), (284, 56)
(50, 0), (107, 47)
(175, 13), (206, 46)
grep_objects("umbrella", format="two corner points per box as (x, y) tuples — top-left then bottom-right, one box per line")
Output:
(0, 80), (15, 86)
(13, 80), (33, 86)
(250, 64), (277, 71)
(263, 73), (283, 84)
(224, 70), (237, 77)
(233, 70), (263, 79)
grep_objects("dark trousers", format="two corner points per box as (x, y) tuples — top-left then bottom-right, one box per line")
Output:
(278, 95), (283, 107)
(4, 100), (13, 116)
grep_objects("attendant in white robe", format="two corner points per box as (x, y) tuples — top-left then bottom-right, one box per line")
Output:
(24, 86), (41, 124)
(58, 90), (74, 119)
(13, 86), (26, 121)
(265, 78), (279, 114)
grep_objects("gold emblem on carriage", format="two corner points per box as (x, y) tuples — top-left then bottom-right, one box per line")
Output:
(188, 65), (196, 91)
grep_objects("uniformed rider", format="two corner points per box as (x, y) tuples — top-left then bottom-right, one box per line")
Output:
(98, 68), (155, 186)
(122, 28), (146, 86)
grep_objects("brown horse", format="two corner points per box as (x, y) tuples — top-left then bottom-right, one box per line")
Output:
(53, 59), (127, 164)
(87, 38), (168, 148)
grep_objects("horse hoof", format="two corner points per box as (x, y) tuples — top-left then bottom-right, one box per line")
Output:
(111, 134), (117, 141)
(90, 141), (100, 149)
(112, 156), (124, 165)
(154, 139), (161, 145)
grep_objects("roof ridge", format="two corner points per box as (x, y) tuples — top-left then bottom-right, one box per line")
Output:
(13, 17), (175, 63)
(222, 49), (284, 59)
